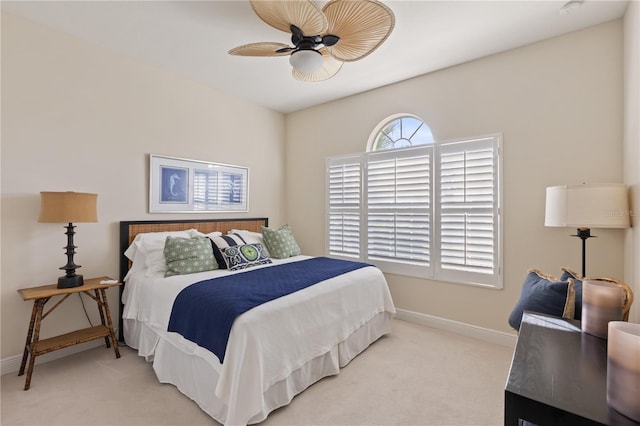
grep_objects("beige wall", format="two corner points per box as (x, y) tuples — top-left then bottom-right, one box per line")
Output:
(1, 10), (634, 363)
(0, 13), (286, 359)
(624, 0), (640, 323)
(286, 20), (625, 333)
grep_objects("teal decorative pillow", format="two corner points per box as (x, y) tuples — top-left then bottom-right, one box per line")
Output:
(164, 236), (217, 277)
(221, 243), (272, 270)
(261, 224), (301, 259)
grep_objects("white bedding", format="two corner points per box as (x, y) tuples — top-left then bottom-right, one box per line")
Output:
(122, 255), (396, 425)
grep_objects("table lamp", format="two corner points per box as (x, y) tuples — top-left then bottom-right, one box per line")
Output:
(544, 183), (629, 277)
(39, 191), (98, 288)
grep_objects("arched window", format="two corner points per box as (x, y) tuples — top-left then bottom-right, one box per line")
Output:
(368, 114), (434, 151)
(327, 114), (502, 289)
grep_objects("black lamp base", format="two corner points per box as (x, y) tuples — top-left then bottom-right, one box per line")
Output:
(56, 222), (84, 289)
(571, 227), (595, 278)
(57, 274), (84, 289)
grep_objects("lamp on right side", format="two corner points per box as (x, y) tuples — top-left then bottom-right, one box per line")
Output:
(544, 183), (630, 277)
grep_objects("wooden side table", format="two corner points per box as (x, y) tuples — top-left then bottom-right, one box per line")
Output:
(17, 276), (121, 390)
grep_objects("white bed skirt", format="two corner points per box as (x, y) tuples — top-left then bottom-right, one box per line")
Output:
(124, 311), (393, 425)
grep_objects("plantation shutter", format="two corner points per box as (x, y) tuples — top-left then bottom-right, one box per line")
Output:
(438, 136), (499, 286)
(325, 133), (501, 288)
(366, 146), (431, 268)
(327, 156), (362, 258)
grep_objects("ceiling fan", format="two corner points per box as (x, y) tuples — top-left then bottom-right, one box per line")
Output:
(228, 0), (395, 82)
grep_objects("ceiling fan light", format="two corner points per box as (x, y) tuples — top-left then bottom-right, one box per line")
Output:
(289, 50), (323, 73)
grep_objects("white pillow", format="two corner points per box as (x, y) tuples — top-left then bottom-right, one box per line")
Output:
(124, 229), (198, 260)
(124, 229), (201, 276)
(142, 238), (173, 276)
(228, 229), (265, 246)
(192, 230), (222, 239)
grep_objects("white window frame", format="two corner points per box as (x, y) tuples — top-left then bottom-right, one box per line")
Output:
(326, 133), (502, 289)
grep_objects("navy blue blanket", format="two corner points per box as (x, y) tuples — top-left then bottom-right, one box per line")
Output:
(167, 257), (371, 362)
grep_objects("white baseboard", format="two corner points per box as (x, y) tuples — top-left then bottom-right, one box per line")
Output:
(395, 308), (517, 348)
(1, 338), (110, 376)
(2, 313), (514, 375)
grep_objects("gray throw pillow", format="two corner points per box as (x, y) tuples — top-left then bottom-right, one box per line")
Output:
(508, 269), (575, 330)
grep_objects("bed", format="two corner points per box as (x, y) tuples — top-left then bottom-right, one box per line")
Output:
(119, 218), (395, 426)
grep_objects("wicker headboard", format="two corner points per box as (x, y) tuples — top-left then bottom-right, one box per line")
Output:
(118, 217), (268, 340)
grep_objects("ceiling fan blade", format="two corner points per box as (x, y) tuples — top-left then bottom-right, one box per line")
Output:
(250, 0), (328, 36)
(322, 0), (395, 62)
(228, 42), (292, 57)
(292, 48), (343, 82)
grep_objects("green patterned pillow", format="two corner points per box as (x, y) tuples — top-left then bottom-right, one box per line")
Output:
(164, 236), (217, 277)
(221, 243), (272, 270)
(261, 224), (301, 259)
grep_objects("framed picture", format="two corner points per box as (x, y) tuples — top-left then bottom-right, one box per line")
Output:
(149, 154), (249, 213)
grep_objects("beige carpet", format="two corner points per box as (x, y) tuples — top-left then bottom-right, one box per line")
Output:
(1, 319), (513, 426)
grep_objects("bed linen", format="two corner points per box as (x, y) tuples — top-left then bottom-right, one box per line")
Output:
(122, 255), (395, 425)
(168, 257), (373, 362)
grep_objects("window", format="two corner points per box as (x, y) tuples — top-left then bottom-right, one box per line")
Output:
(327, 115), (501, 288)
(369, 114), (435, 150)
(437, 137), (501, 287)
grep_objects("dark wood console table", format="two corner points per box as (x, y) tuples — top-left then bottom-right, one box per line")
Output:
(505, 311), (639, 426)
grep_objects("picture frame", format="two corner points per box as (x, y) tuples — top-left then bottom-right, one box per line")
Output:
(149, 154), (249, 213)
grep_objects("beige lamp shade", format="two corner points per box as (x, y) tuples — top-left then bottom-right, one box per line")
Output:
(39, 192), (98, 223)
(544, 183), (630, 229)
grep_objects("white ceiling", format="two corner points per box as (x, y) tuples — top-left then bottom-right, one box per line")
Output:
(1, 0), (629, 114)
